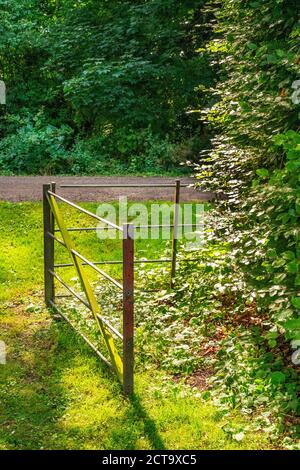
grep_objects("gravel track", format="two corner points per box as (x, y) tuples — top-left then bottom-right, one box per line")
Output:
(0, 176), (213, 202)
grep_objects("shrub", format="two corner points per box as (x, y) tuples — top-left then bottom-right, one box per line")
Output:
(0, 116), (73, 174)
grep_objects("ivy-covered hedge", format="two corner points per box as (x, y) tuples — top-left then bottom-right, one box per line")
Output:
(195, 0), (300, 443)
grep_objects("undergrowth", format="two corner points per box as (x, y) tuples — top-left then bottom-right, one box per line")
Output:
(56, 245), (300, 448)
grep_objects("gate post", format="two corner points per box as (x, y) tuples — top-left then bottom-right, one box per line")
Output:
(122, 223), (134, 395)
(171, 179), (181, 287)
(43, 183), (55, 307)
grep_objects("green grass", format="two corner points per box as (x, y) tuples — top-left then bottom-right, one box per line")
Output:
(0, 201), (272, 450)
(0, 201), (174, 302)
(1, 165), (190, 178)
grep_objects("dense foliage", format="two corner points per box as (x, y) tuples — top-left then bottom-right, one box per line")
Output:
(195, 0), (300, 443)
(0, 0), (213, 174)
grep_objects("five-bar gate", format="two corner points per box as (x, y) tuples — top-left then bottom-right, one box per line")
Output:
(43, 182), (134, 394)
(43, 180), (193, 395)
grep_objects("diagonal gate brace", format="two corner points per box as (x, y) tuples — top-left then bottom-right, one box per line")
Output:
(47, 193), (123, 383)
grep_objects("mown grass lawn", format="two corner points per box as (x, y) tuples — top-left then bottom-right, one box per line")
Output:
(0, 201), (272, 450)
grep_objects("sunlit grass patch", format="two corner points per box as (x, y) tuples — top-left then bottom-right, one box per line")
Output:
(0, 201), (273, 450)
(0, 305), (270, 450)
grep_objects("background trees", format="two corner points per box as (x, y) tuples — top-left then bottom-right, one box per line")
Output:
(0, 0), (213, 174)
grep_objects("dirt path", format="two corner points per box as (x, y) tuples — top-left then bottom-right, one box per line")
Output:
(0, 176), (212, 202)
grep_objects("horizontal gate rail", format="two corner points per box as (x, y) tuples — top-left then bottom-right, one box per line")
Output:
(54, 258), (172, 267)
(71, 249), (123, 290)
(54, 223), (196, 232)
(50, 269), (123, 340)
(47, 232), (67, 247)
(54, 257), (202, 268)
(49, 300), (112, 367)
(47, 190), (123, 232)
(48, 232), (123, 290)
(60, 183), (191, 188)
(49, 268), (90, 308)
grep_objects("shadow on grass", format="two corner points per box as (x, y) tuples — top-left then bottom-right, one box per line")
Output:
(127, 393), (166, 450)
(0, 310), (165, 450)
(0, 315), (71, 449)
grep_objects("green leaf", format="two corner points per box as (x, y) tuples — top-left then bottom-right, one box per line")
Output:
(287, 261), (298, 274)
(268, 339), (277, 348)
(285, 318), (300, 330)
(295, 275), (300, 286)
(202, 391), (211, 401)
(283, 251), (295, 260)
(291, 297), (300, 309)
(247, 42), (257, 50)
(256, 168), (269, 178)
(270, 371), (286, 385)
